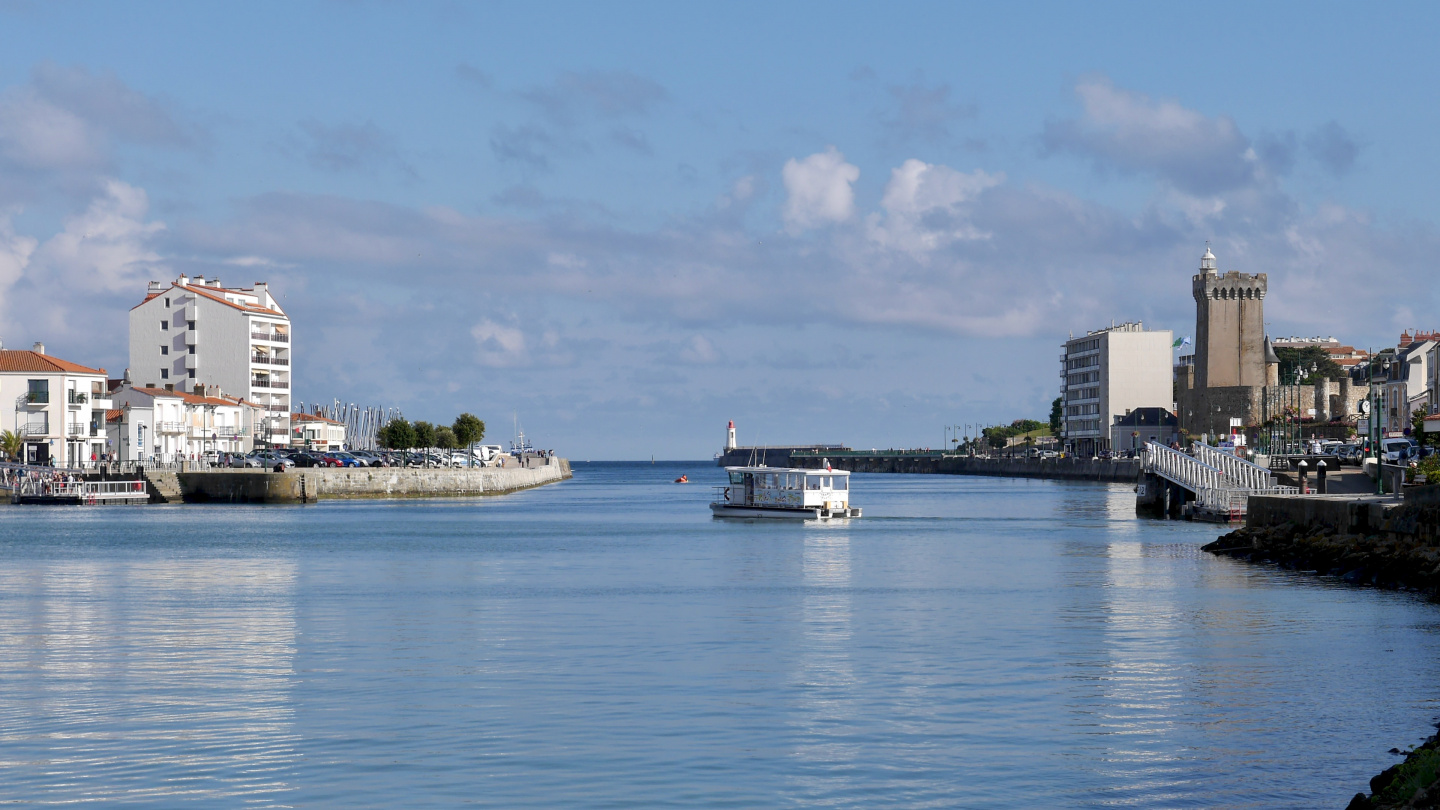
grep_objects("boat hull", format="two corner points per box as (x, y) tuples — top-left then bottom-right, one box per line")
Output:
(709, 502), (861, 520)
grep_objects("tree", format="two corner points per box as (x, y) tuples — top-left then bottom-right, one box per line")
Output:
(412, 421), (436, 449)
(1274, 346), (1345, 384)
(452, 413), (485, 467)
(1050, 397), (1062, 434)
(0, 429), (21, 461)
(434, 426), (458, 450)
(377, 418), (415, 451)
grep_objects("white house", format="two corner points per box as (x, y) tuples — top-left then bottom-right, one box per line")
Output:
(1381, 339), (1434, 436)
(0, 342), (111, 466)
(291, 412), (346, 450)
(129, 274), (292, 448)
(110, 384), (253, 461)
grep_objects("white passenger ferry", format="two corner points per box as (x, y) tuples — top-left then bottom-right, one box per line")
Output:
(711, 465), (862, 520)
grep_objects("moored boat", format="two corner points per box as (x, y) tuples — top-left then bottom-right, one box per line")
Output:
(710, 464), (861, 520)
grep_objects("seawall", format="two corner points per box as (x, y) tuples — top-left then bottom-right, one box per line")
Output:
(786, 453), (1140, 482)
(178, 459), (571, 504)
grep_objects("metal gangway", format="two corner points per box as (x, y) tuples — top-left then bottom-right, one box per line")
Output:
(1142, 441), (1298, 519)
(14, 478), (150, 505)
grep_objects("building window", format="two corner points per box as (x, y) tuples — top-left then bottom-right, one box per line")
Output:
(161, 320), (168, 330)
(161, 345), (169, 355)
(164, 298), (170, 308)
(188, 345), (195, 355)
(187, 321), (195, 330)
(187, 369), (195, 379)
(160, 369), (169, 379)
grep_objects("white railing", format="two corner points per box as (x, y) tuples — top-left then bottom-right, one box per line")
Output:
(1143, 441), (1229, 493)
(16, 478), (149, 501)
(1191, 443), (1278, 490)
(156, 421), (185, 433)
(1143, 441), (1300, 518)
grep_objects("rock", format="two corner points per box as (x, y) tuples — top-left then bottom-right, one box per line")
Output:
(1346, 792), (1372, 810)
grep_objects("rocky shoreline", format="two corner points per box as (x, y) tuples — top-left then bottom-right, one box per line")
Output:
(1203, 496), (1440, 807)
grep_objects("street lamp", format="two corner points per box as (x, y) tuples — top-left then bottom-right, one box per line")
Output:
(1367, 350), (1392, 495)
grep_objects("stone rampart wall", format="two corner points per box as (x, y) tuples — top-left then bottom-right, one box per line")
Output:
(788, 454), (1139, 482)
(179, 459), (571, 504)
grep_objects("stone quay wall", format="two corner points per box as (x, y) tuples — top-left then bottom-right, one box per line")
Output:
(787, 453), (1140, 482)
(178, 459), (571, 504)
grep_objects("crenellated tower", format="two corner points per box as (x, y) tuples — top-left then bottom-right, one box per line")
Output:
(1192, 246), (1267, 389)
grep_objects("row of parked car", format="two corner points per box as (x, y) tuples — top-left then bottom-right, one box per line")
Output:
(229, 446), (504, 469)
(1318, 438), (1430, 465)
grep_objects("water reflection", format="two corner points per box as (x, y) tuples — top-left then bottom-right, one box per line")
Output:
(0, 559), (298, 804)
(789, 531), (857, 793)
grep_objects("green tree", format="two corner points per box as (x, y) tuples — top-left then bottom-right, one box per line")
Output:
(0, 429), (21, 461)
(377, 418), (415, 451)
(452, 413), (485, 467)
(1049, 397), (1062, 434)
(435, 426), (458, 450)
(412, 421), (436, 449)
(1274, 345), (1345, 384)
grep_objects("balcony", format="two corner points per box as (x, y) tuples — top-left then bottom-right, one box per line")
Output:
(18, 421), (48, 437)
(185, 354), (199, 370)
(251, 379), (288, 390)
(251, 331), (290, 343)
(185, 328), (197, 345)
(18, 392), (48, 406)
(251, 354), (288, 366)
(156, 421), (185, 434)
(67, 391), (88, 407)
(65, 423), (87, 437)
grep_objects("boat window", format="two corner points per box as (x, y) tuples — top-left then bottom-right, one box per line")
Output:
(832, 476), (847, 491)
(729, 471), (744, 484)
(821, 476), (831, 488)
(806, 476), (821, 490)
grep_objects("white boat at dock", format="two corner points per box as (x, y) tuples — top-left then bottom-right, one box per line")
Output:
(710, 465), (861, 520)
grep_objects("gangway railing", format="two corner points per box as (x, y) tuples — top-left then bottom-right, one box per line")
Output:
(1141, 441), (1298, 518)
(1191, 443), (1279, 490)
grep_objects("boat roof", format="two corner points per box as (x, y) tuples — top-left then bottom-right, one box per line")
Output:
(724, 466), (849, 475)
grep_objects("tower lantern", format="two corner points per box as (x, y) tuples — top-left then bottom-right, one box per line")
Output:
(726, 420), (737, 450)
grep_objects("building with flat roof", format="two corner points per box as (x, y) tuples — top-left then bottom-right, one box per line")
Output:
(1060, 321), (1173, 456)
(129, 274), (292, 448)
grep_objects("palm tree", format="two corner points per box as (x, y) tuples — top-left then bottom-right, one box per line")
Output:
(0, 430), (22, 462)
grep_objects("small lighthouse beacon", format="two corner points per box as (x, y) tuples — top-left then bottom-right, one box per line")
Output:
(726, 420), (737, 450)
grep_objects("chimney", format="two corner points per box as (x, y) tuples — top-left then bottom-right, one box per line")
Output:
(177, 274), (189, 287)
(195, 275), (205, 286)
(210, 277), (220, 289)
(32, 341), (44, 355)
(148, 280), (162, 293)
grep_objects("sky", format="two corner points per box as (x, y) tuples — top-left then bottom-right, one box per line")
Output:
(0, 1), (1435, 458)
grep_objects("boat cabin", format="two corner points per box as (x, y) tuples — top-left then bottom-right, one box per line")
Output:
(722, 466), (851, 511)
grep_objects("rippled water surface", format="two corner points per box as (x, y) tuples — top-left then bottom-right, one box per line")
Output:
(3, 462), (1439, 807)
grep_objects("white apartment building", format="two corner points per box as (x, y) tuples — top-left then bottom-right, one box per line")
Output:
(109, 384), (256, 462)
(0, 342), (111, 466)
(1060, 321), (1174, 457)
(130, 274), (292, 448)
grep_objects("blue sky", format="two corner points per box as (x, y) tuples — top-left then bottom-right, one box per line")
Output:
(0, 2), (1435, 457)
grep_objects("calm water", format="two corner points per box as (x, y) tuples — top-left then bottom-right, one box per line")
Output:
(2, 462), (1438, 808)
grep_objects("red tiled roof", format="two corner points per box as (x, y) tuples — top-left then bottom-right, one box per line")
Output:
(131, 282), (285, 316)
(292, 412), (344, 425)
(177, 392), (240, 407)
(105, 409), (124, 423)
(127, 386), (185, 399)
(0, 350), (106, 375)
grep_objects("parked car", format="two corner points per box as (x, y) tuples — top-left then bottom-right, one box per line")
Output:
(236, 451), (293, 469)
(1382, 438), (1418, 463)
(231, 451), (264, 468)
(289, 452), (326, 468)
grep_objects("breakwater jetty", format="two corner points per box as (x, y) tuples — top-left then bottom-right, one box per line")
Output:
(786, 450), (1140, 482)
(119, 460), (569, 504)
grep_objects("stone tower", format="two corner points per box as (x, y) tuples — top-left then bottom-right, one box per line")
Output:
(1192, 246), (1267, 389)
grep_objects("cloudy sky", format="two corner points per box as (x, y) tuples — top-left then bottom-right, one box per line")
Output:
(0, 2), (1434, 458)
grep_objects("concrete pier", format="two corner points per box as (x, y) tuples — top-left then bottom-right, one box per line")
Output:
(786, 452), (1140, 482)
(177, 460), (571, 504)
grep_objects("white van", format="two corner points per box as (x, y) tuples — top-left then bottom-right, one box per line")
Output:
(471, 444), (504, 463)
(1382, 438), (1417, 463)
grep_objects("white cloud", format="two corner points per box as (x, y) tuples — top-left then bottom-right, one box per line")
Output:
(1042, 76), (1259, 195)
(0, 214), (38, 336)
(679, 334), (721, 364)
(33, 179), (166, 293)
(868, 159), (1003, 253)
(471, 318), (528, 367)
(781, 147), (859, 232)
